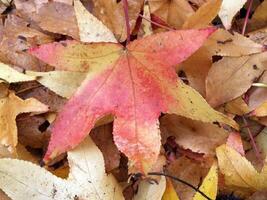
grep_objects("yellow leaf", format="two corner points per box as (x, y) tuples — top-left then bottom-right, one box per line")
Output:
(162, 178), (180, 200)
(216, 144), (267, 191)
(193, 163), (218, 200)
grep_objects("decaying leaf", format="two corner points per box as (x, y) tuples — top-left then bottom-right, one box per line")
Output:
(0, 88), (48, 153)
(0, 137), (124, 200)
(216, 144), (267, 191)
(30, 28), (238, 173)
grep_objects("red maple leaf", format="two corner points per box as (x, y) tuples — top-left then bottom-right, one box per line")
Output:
(30, 28), (237, 173)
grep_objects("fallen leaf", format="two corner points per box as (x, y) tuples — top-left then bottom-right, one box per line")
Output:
(148, 0), (194, 29)
(0, 89), (48, 153)
(216, 144), (267, 191)
(0, 62), (35, 83)
(162, 178), (180, 200)
(17, 115), (50, 148)
(166, 156), (211, 200)
(182, 0), (222, 29)
(0, 136), (124, 199)
(192, 163), (218, 200)
(226, 132), (245, 156)
(206, 52), (267, 107)
(249, 0), (267, 32)
(26, 71), (87, 98)
(225, 97), (250, 116)
(160, 114), (228, 155)
(91, 123), (121, 172)
(133, 176), (166, 200)
(32, 2), (79, 39)
(30, 28), (238, 173)
(91, 0), (144, 42)
(74, 0), (116, 43)
(206, 29), (265, 57)
(218, 0), (247, 30)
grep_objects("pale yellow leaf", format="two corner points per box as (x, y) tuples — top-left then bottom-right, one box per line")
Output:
(26, 71), (87, 98)
(0, 62), (35, 83)
(0, 137), (124, 200)
(218, 0), (247, 29)
(74, 0), (116, 43)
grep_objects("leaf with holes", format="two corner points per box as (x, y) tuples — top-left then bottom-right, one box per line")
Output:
(30, 27), (238, 173)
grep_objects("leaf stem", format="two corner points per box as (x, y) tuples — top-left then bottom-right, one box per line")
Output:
(252, 82), (267, 88)
(242, 0), (253, 35)
(138, 14), (174, 31)
(242, 116), (262, 165)
(122, 0), (131, 44)
(148, 172), (212, 200)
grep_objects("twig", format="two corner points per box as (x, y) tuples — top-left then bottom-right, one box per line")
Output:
(122, 0), (131, 44)
(148, 172), (212, 200)
(242, 0), (253, 35)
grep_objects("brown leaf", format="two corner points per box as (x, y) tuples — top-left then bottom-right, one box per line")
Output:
(92, 0), (144, 42)
(160, 114), (229, 155)
(166, 157), (211, 200)
(206, 52), (267, 107)
(148, 0), (194, 29)
(91, 123), (121, 172)
(32, 2), (79, 39)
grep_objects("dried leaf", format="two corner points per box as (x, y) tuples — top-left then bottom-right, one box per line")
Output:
(206, 52), (267, 107)
(0, 137), (124, 200)
(160, 114), (228, 155)
(91, 0), (144, 42)
(0, 90), (48, 153)
(183, 0), (222, 29)
(149, 0), (194, 29)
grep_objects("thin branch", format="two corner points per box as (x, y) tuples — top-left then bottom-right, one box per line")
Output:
(148, 172), (212, 200)
(242, 116), (262, 165)
(122, 0), (131, 44)
(138, 14), (174, 31)
(242, 0), (253, 35)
